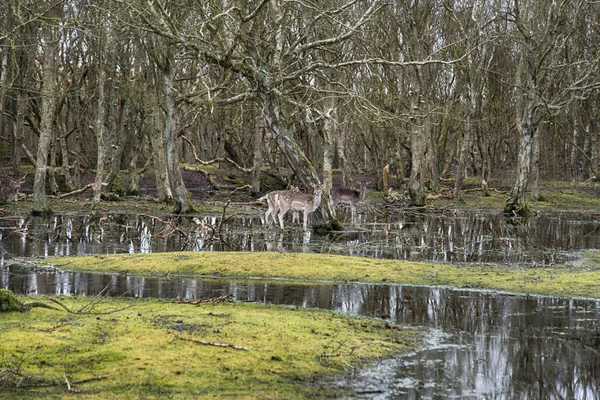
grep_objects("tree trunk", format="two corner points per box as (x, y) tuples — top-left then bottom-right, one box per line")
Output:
(162, 58), (192, 213)
(33, 26), (58, 215)
(105, 98), (127, 193)
(92, 63), (106, 206)
(0, 50), (9, 158)
(146, 70), (171, 203)
(504, 98), (535, 217)
(322, 103), (336, 219)
(259, 90), (320, 189)
(251, 107), (264, 194)
(407, 90), (426, 207)
(530, 125), (541, 201)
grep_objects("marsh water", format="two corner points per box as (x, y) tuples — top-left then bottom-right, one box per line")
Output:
(2, 209), (600, 398)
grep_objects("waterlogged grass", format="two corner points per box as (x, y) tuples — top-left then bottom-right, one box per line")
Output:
(45, 252), (600, 299)
(0, 296), (420, 399)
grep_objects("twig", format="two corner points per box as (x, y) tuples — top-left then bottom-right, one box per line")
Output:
(176, 294), (234, 305)
(176, 336), (250, 351)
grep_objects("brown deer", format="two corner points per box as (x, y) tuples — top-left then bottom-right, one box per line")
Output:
(276, 183), (323, 230)
(0, 174), (26, 203)
(329, 181), (368, 223)
(263, 186), (300, 226)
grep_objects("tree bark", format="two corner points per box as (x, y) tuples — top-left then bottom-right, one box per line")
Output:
(33, 25), (58, 215)
(251, 107), (264, 194)
(504, 97), (535, 217)
(162, 57), (193, 213)
(92, 61), (106, 206)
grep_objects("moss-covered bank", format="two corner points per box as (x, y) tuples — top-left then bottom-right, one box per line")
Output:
(44, 251), (600, 299)
(0, 296), (420, 399)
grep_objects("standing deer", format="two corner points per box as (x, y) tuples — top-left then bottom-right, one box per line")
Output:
(276, 183), (323, 230)
(263, 186), (300, 226)
(329, 181), (368, 223)
(0, 174), (26, 203)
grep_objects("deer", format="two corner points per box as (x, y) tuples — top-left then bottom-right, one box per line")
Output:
(276, 183), (323, 230)
(0, 174), (27, 203)
(262, 186), (301, 226)
(329, 181), (368, 224)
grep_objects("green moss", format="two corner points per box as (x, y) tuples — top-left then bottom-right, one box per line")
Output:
(45, 252), (600, 299)
(0, 297), (421, 398)
(0, 289), (26, 312)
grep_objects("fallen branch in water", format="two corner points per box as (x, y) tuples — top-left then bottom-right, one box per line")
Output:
(176, 336), (250, 351)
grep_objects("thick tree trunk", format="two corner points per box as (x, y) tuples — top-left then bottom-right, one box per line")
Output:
(162, 59), (192, 213)
(260, 90), (320, 189)
(408, 90), (426, 207)
(33, 27), (57, 215)
(504, 99), (535, 217)
(408, 127), (426, 207)
(145, 69), (171, 203)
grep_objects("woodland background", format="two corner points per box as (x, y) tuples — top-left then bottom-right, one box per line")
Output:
(0, 0), (599, 217)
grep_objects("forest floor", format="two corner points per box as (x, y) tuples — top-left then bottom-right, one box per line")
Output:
(3, 163), (600, 215)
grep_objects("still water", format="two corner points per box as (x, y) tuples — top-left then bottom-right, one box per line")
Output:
(2, 209), (600, 264)
(2, 209), (600, 399)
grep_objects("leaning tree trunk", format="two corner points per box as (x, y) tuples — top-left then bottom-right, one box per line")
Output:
(259, 88), (333, 220)
(260, 89), (320, 188)
(33, 25), (58, 215)
(162, 58), (193, 214)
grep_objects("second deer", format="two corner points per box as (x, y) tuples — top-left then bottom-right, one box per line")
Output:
(329, 181), (368, 223)
(276, 183), (323, 230)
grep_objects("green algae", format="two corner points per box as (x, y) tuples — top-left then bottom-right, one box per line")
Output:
(0, 296), (421, 399)
(45, 252), (600, 299)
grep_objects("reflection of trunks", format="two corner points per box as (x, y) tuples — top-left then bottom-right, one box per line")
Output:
(0, 211), (592, 264)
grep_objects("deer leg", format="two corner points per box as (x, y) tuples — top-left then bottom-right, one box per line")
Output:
(278, 206), (288, 230)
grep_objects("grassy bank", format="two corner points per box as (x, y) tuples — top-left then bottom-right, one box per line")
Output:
(44, 251), (600, 298)
(0, 296), (421, 399)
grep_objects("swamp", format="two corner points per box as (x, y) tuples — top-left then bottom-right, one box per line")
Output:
(1, 177), (600, 399)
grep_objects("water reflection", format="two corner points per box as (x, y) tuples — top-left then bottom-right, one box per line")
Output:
(2, 265), (600, 399)
(2, 210), (600, 264)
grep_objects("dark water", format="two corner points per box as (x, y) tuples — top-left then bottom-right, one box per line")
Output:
(2, 210), (600, 264)
(2, 209), (600, 398)
(2, 265), (600, 399)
